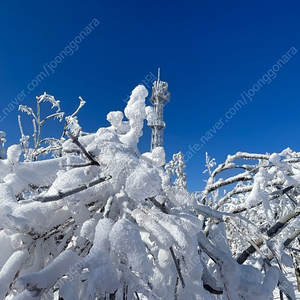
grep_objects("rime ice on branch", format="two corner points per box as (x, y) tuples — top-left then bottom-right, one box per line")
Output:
(0, 88), (298, 299)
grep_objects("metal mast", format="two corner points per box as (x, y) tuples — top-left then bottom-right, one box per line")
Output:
(149, 68), (170, 151)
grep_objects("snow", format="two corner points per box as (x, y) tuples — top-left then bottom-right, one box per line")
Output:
(10, 201), (57, 233)
(38, 92), (61, 112)
(132, 208), (174, 249)
(0, 90), (299, 299)
(65, 115), (81, 135)
(107, 111), (129, 134)
(125, 161), (162, 202)
(79, 218), (97, 242)
(14, 157), (64, 187)
(245, 167), (270, 209)
(19, 250), (79, 294)
(119, 85), (150, 151)
(83, 218), (119, 296)
(109, 218), (151, 274)
(45, 167), (97, 197)
(6, 144), (22, 163)
(140, 146), (166, 167)
(0, 249), (29, 299)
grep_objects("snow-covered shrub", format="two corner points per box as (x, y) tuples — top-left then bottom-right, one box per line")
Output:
(201, 150), (300, 298)
(0, 86), (298, 299)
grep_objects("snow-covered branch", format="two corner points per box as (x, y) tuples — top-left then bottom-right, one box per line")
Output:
(35, 175), (111, 202)
(1, 89), (299, 299)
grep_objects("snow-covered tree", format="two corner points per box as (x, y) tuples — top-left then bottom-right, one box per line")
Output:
(166, 151), (187, 189)
(0, 85), (298, 299)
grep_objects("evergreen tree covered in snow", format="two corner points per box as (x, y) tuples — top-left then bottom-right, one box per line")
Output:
(0, 85), (298, 300)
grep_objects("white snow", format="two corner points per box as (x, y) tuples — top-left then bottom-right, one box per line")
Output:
(7, 144), (22, 163)
(0, 250), (29, 299)
(19, 250), (79, 293)
(0, 90), (299, 299)
(125, 161), (162, 202)
(83, 218), (119, 296)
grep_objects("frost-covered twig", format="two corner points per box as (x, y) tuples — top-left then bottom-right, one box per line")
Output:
(62, 162), (97, 168)
(208, 152), (269, 179)
(18, 94), (66, 160)
(284, 227), (300, 248)
(226, 188), (288, 215)
(199, 230), (295, 299)
(35, 175), (111, 202)
(201, 172), (253, 204)
(0, 250), (29, 299)
(267, 207), (300, 238)
(196, 204), (257, 231)
(61, 96), (85, 139)
(66, 132), (99, 166)
(286, 247), (300, 254)
(146, 197), (169, 214)
(201, 260), (223, 294)
(228, 218), (271, 266)
(19, 250), (79, 295)
(18, 115), (28, 156)
(237, 207), (300, 264)
(169, 246), (185, 289)
(201, 151), (271, 205)
(40, 112), (64, 126)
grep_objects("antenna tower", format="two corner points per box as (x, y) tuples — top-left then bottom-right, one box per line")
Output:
(149, 68), (170, 151)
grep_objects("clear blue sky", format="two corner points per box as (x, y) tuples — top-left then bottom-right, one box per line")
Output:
(0, 0), (300, 192)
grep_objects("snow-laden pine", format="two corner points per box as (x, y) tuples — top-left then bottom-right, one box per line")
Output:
(0, 85), (299, 299)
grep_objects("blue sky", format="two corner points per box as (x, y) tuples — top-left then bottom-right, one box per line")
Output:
(0, 0), (300, 192)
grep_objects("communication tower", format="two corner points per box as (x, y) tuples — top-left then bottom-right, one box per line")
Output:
(149, 69), (170, 151)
